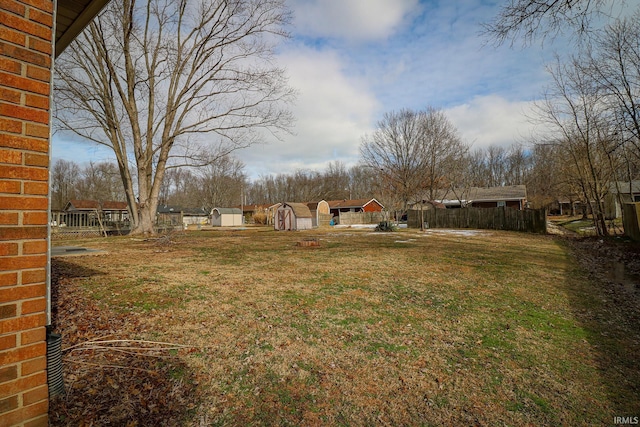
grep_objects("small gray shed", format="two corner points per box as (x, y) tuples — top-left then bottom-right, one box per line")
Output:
(211, 207), (243, 227)
(275, 202), (313, 231)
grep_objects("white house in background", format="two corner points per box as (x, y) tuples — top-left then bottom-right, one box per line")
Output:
(211, 207), (243, 227)
(433, 185), (528, 210)
(182, 207), (210, 226)
(605, 181), (640, 219)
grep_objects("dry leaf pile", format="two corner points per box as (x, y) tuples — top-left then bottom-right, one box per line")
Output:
(49, 260), (200, 426)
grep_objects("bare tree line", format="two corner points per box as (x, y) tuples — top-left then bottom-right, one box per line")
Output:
(50, 157), (374, 210)
(245, 162), (377, 204)
(51, 160), (124, 211)
(51, 140), (583, 213)
(529, 13), (640, 236)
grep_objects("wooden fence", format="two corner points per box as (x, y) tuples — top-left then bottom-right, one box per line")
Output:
(407, 207), (547, 233)
(318, 213), (334, 227)
(337, 211), (388, 225)
(623, 203), (640, 241)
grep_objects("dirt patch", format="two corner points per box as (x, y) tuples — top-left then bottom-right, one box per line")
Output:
(547, 221), (578, 236)
(566, 236), (640, 307)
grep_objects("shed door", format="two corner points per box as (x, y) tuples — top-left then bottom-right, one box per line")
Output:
(278, 209), (292, 230)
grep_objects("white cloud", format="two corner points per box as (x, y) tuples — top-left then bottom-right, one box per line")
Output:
(238, 46), (380, 178)
(289, 0), (419, 41)
(51, 1), (557, 181)
(52, 137), (117, 166)
(446, 95), (538, 150)
(335, 0), (551, 116)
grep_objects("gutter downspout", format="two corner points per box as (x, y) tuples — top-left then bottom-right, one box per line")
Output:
(47, 0), (66, 399)
(47, 0), (58, 328)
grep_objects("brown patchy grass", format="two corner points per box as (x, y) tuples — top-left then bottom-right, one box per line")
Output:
(50, 227), (640, 426)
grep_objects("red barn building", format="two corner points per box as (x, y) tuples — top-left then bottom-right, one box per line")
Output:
(327, 198), (384, 217)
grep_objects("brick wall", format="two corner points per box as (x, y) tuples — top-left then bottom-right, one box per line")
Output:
(0, 1), (53, 426)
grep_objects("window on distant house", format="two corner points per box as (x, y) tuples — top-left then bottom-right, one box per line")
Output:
(497, 201), (506, 207)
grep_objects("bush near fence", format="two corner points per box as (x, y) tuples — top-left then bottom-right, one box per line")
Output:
(407, 207), (547, 233)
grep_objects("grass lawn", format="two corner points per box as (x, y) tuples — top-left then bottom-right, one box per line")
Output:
(50, 227), (640, 426)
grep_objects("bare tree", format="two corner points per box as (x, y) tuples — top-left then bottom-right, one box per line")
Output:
(504, 143), (532, 185)
(525, 143), (560, 209)
(360, 107), (467, 216)
(462, 149), (488, 187)
(421, 108), (470, 201)
(77, 162), (125, 203)
(54, 0), (294, 235)
(158, 168), (199, 208)
(485, 145), (508, 187)
(586, 14), (640, 161)
(484, 0), (625, 46)
(51, 159), (81, 211)
(198, 155), (247, 210)
(360, 109), (429, 215)
(321, 161), (351, 200)
(347, 164), (378, 200)
(535, 56), (618, 235)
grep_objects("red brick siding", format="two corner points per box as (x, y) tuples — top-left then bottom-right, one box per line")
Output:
(0, 1), (53, 425)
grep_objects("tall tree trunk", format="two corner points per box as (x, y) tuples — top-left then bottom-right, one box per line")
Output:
(133, 204), (157, 236)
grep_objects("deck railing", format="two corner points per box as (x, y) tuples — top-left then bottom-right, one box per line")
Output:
(51, 210), (197, 238)
(51, 211), (131, 237)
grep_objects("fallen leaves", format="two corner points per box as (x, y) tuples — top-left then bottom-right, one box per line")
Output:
(49, 261), (200, 426)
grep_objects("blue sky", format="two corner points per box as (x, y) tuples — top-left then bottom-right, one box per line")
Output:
(239, 0), (552, 177)
(51, 0), (635, 179)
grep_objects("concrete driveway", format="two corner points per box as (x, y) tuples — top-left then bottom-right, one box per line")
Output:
(51, 246), (104, 257)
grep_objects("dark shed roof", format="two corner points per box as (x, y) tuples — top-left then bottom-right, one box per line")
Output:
(282, 202), (312, 218)
(213, 208), (242, 215)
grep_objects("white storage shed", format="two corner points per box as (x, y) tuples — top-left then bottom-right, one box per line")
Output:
(211, 207), (243, 227)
